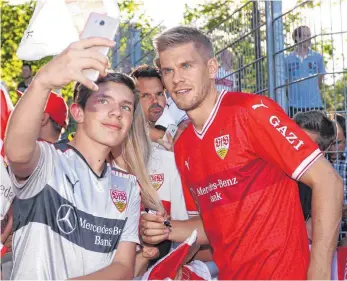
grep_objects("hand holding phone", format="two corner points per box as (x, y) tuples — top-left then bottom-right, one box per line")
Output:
(80, 12), (119, 81)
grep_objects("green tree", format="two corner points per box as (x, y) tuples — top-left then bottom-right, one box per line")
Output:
(324, 71), (347, 112)
(0, 0), (148, 105)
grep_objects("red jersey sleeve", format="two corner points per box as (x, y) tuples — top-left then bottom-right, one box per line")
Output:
(245, 95), (322, 180)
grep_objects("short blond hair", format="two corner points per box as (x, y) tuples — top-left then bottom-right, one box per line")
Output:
(153, 26), (214, 64)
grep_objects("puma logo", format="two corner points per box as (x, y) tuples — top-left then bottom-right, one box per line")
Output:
(185, 158), (190, 171)
(65, 175), (79, 193)
(252, 100), (268, 110)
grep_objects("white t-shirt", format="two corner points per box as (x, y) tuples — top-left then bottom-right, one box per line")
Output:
(9, 141), (140, 280)
(148, 145), (188, 221)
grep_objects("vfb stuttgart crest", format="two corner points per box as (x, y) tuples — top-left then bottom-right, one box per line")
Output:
(110, 189), (127, 213)
(150, 174), (164, 190)
(214, 134), (230, 160)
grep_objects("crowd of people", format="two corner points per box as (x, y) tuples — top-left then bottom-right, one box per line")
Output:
(0, 24), (345, 280)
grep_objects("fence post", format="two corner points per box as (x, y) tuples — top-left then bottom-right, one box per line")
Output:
(272, 1), (287, 113)
(112, 32), (121, 69)
(265, 1), (275, 100)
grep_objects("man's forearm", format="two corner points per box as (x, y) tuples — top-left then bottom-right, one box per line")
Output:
(134, 253), (150, 277)
(5, 78), (50, 164)
(309, 174), (343, 279)
(169, 217), (209, 245)
(70, 261), (134, 280)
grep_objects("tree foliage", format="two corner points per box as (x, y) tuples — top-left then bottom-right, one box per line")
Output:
(0, 0), (148, 105)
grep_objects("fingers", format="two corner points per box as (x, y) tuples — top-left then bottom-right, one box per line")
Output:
(140, 212), (169, 244)
(142, 234), (169, 245)
(79, 49), (110, 67)
(71, 37), (116, 50)
(141, 213), (165, 223)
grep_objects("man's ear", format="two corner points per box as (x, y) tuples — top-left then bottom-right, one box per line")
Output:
(207, 57), (219, 79)
(70, 103), (84, 124)
(41, 112), (50, 126)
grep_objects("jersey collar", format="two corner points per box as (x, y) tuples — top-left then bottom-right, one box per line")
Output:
(66, 144), (108, 179)
(193, 89), (227, 140)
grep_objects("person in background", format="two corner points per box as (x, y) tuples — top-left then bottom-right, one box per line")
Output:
(285, 26), (326, 117)
(328, 113), (347, 245)
(17, 63), (33, 92)
(215, 48), (238, 93)
(130, 65), (167, 143)
(294, 110), (339, 279)
(293, 110), (336, 237)
(17, 90), (68, 142)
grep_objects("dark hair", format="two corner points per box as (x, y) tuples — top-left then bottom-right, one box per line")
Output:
(335, 114), (346, 139)
(74, 73), (137, 110)
(294, 110), (336, 151)
(22, 63), (32, 71)
(153, 26), (214, 66)
(130, 64), (161, 81)
(292, 25), (310, 43)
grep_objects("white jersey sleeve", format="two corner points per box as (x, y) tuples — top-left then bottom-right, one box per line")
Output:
(8, 141), (54, 199)
(169, 164), (189, 221)
(119, 180), (141, 244)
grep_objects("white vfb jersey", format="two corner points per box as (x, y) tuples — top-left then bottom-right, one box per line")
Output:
(8, 141), (140, 280)
(148, 145), (188, 221)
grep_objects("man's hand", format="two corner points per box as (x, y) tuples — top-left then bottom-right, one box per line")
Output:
(140, 212), (170, 244)
(141, 244), (160, 260)
(156, 134), (174, 151)
(35, 37), (115, 91)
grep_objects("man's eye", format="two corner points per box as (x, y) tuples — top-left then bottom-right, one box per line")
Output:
(121, 105), (131, 111)
(183, 63), (190, 69)
(163, 69), (172, 75)
(98, 98), (108, 104)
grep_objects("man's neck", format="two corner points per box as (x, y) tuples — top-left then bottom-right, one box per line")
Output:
(24, 76), (32, 86)
(188, 86), (220, 132)
(69, 131), (110, 177)
(295, 46), (309, 58)
(39, 127), (58, 143)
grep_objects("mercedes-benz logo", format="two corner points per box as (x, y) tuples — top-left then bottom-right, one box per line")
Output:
(56, 204), (77, 235)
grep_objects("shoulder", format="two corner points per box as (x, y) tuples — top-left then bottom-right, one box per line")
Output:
(221, 91), (278, 114)
(311, 50), (323, 57)
(285, 51), (296, 59)
(151, 145), (175, 160)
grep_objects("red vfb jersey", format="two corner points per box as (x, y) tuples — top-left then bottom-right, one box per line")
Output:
(174, 91), (321, 280)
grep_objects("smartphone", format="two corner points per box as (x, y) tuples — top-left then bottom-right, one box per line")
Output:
(162, 124), (178, 142)
(80, 12), (120, 81)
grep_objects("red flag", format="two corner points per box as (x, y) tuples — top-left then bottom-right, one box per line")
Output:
(143, 230), (198, 280)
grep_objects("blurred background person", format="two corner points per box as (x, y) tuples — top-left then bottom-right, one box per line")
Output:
(17, 63), (33, 92)
(285, 26), (326, 117)
(215, 48), (238, 93)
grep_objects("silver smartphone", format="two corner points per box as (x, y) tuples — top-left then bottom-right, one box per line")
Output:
(80, 12), (119, 81)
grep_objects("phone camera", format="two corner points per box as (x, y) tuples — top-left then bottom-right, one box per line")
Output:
(100, 20), (105, 26)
